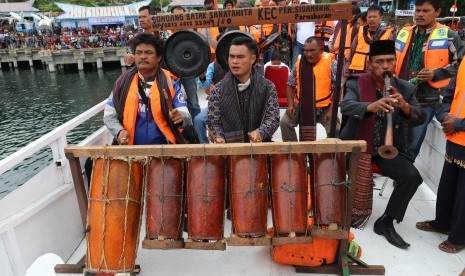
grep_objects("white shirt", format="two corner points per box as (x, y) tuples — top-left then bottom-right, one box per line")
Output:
(296, 21), (315, 44)
(263, 61), (289, 72)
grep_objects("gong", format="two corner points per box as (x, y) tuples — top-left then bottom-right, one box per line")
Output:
(163, 30), (211, 79)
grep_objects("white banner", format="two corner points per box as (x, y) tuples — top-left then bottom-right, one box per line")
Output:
(88, 16), (125, 26)
(395, 9), (414, 17)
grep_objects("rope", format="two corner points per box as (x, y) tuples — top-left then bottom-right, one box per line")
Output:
(99, 158), (110, 272)
(116, 158), (132, 271)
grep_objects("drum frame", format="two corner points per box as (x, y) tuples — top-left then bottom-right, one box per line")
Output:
(65, 140), (376, 273)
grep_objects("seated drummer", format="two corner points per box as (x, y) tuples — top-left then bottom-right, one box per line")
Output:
(339, 40), (425, 249)
(104, 33), (192, 145)
(207, 36), (280, 143)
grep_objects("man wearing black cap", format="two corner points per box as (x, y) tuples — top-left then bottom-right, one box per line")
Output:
(340, 40), (426, 249)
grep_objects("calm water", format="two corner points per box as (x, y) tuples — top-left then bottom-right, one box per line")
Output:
(0, 65), (123, 199)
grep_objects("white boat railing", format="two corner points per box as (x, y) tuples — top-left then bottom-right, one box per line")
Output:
(0, 100), (107, 176)
(0, 100), (108, 276)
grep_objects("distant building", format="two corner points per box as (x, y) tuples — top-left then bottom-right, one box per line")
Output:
(0, 0), (40, 18)
(54, 0), (151, 29)
(168, 0), (208, 10)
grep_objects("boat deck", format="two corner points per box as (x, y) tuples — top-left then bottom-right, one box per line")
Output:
(26, 177), (465, 276)
(25, 91), (465, 276)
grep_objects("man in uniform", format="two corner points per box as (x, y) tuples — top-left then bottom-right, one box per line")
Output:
(340, 40), (425, 249)
(394, 0), (464, 161)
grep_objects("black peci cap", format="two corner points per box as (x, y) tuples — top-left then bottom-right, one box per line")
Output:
(369, 40), (396, 57)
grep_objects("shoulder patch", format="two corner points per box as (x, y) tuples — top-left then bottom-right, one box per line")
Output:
(438, 29), (446, 36)
(177, 92), (186, 104)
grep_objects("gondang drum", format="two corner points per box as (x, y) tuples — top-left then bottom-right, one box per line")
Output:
(270, 154), (308, 236)
(186, 155), (226, 241)
(86, 158), (144, 273)
(312, 153), (346, 227)
(229, 155), (268, 238)
(145, 158), (184, 246)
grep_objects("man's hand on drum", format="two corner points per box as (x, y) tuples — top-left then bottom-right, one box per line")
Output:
(214, 135), (225, 143)
(117, 129), (129, 145)
(248, 129), (262, 143)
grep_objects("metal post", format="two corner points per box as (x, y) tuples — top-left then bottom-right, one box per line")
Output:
(329, 19), (347, 138)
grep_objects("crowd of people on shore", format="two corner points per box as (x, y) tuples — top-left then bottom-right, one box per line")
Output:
(0, 25), (136, 50)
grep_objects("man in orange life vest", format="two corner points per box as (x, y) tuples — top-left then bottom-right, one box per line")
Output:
(280, 36), (337, 141)
(340, 40), (425, 249)
(416, 61), (465, 254)
(346, 4), (394, 75)
(329, 4), (361, 61)
(104, 33), (192, 145)
(394, 0), (464, 162)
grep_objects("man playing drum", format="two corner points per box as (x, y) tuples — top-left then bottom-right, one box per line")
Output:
(340, 40), (425, 249)
(104, 33), (192, 145)
(207, 36), (280, 143)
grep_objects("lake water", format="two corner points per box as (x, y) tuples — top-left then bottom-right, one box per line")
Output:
(0, 65), (124, 199)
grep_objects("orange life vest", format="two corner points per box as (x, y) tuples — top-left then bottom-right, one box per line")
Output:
(395, 23), (451, 89)
(295, 53), (334, 108)
(446, 61), (465, 146)
(333, 23), (353, 58)
(348, 27), (393, 72)
(315, 21), (335, 41)
(249, 24), (274, 43)
(122, 69), (179, 145)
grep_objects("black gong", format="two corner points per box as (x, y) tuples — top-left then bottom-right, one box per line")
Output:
(163, 30), (211, 79)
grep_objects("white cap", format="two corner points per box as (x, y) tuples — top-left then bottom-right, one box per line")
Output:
(300, 0), (310, 3)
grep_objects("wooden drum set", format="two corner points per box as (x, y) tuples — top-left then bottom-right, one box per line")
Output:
(65, 140), (365, 274)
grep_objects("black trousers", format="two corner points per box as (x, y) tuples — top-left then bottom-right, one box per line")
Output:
(372, 153), (423, 222)
(433, 159), (465, 245)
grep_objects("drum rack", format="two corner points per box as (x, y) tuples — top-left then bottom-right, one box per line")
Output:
(58, 139), (385, 275)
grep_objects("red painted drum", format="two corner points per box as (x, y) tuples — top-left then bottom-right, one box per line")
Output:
(270, 154), (308, 235)
(86, 158), (144, 273)
(186, 155), (226, 241)
(229, 155), (268, 238)
(146, 158), (184, 241)
(312, 153), (346, 226)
